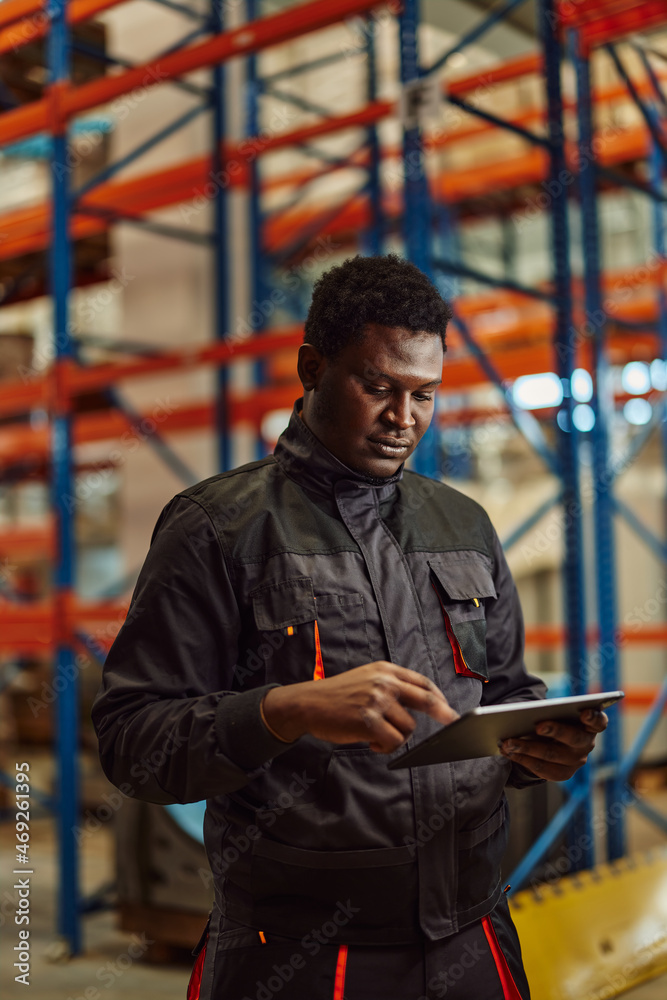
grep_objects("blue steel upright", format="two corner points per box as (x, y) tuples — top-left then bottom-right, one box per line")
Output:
(399, 0), (439, 479)
(572, 32), (624, 861)
(541, 0), (592, 868)
(650, 124), (667, 537)
(47, 0), (81, 953)
(211, 0), (231, 471)
(247, 0), (268, 459)
(365, 16), (382, 256)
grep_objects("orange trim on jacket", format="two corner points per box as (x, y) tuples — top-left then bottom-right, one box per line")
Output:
(313, 619), (325, 680)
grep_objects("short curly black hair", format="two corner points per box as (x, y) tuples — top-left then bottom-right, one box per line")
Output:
(304, 254), (452, 359)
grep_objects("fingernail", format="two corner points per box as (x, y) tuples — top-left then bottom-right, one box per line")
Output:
(540, 724), (553, 736)
(503, 742), (517, 753)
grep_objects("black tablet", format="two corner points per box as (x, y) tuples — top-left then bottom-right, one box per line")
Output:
(387, 691), (625, 768)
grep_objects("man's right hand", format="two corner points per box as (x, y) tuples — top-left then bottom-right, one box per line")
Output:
(261, 662), (458, 754)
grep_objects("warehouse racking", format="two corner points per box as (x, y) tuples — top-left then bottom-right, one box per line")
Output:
(0, 0), (666, 956)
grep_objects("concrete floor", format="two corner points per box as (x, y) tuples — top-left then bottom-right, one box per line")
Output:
(1, 775), (666, 1000)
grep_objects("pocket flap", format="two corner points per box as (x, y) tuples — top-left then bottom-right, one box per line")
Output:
(253, 837), (414, 869)
(458, 799), (506, 850)
(429, 552), (497, 602)
(251, 576), (317, 630)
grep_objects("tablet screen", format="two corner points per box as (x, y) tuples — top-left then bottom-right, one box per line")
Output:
(387, 691), (624, 768)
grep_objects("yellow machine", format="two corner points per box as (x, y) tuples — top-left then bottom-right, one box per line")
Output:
(510, 849), (667, 1000)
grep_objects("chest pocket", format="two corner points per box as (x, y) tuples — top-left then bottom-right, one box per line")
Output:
(429, 554), (497, 683)
(247, 576), (372, 686)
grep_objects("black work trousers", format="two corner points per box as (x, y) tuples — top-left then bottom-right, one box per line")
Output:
(187, 895), (531, 1000)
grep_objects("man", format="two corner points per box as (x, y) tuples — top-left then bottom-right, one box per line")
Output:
(93, 254), (606, 1000)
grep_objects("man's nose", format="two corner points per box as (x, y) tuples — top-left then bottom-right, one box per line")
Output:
(385, 395), (416, 429)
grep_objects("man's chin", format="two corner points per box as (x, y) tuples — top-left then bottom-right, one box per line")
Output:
(348, 455), (404, 480)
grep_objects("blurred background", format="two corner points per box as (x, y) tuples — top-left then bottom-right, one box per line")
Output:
(0, 0), (667, 997)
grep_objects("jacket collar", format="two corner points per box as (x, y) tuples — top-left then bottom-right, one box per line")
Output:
(273, 399), (403, 502)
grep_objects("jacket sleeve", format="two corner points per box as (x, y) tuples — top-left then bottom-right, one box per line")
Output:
(482, 526), (548, 788)
(91, 495), (295, 805)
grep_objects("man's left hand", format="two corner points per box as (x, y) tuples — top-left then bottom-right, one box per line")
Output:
(499, 708), (608, 781)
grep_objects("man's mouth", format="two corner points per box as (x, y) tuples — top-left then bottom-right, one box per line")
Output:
(368, 437), (412, 457)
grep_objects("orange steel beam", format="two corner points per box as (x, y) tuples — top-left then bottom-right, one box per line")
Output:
(0, 327), (304, 420)
(526, 623), (667, 648)
(0, 291), (659, 426)
(558, 0), (667, 52)
(0, 0), (42, 27)
(0, 118), (650, 265)
(0, 100), (393, 263)
(0, 330), (659, 462)
(263, 70), (666, 199)
(0, 522), (55, 559)
(0, 0), (48, 28)
(3, 600), (667, 661)
(0, 374), (662, 463)
(447, 53), (543, 97)
(62, 327), (304, 395)
(538, 622), (667, 651)
(258, 115), (653, 248)
(0, 64), (658, 263)
(0, 0), (392, 146)
(0, 0), (126, 55)
(0, 594), (130, 653)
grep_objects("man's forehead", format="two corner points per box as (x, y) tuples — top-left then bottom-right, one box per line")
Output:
(351, 324), (444, 378)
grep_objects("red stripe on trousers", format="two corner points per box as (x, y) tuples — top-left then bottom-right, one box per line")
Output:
(186, 937), (208, 1000)
(481, 915), (524, 1000)
(333, 944), (348, 1000)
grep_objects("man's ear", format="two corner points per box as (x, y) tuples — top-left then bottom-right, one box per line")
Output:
(297, 343), (327, 392)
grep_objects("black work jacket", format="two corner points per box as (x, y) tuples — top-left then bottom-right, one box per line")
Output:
(92, 402), (545, 955)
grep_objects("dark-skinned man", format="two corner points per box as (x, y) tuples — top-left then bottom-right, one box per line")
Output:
(93, 254), (606, 1000)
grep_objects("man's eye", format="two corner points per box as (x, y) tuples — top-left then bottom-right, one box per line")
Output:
(413, 394), (433, 402)
(365, 385), (390, 395)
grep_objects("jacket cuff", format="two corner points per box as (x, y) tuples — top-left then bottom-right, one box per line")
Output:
(507, 761), (547, 789)
(214, 685), (297, 770)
